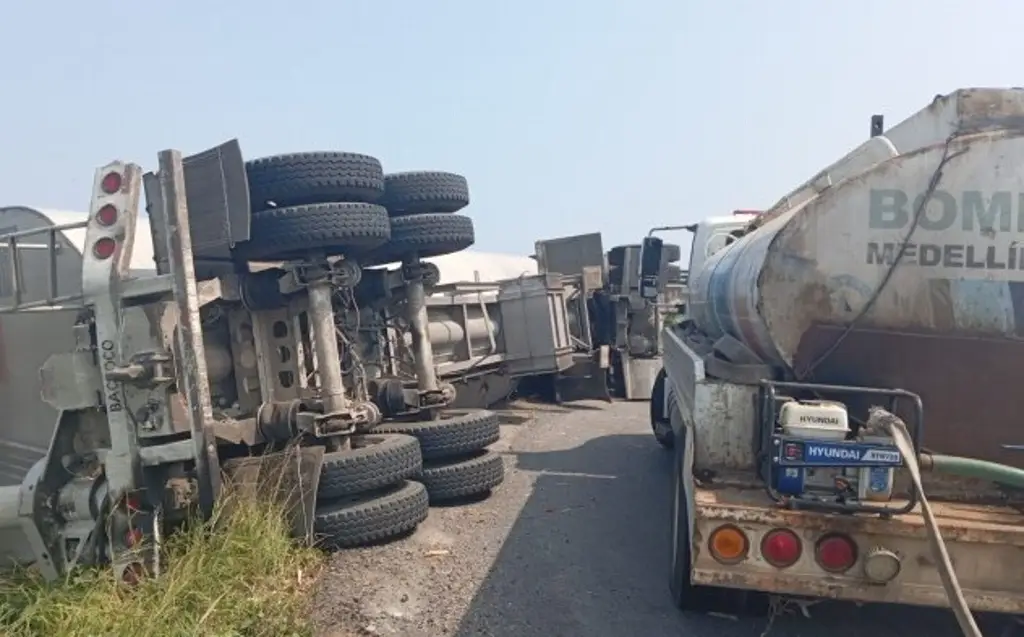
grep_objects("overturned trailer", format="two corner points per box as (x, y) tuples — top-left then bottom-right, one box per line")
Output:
(533, 231), (684, 400)
(379, 228), (689, 409)
(0, 143), (516, 581)
(353, 261), (599, 409)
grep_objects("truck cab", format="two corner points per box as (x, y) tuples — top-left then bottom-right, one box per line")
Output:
(683, 210), (760, 283)
(648, 211), (757, 443)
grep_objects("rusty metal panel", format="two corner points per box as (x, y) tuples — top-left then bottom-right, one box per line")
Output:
(793, 325), (1024, 469)
(663, 328), (759, 471)
(691, 381), (758, 470)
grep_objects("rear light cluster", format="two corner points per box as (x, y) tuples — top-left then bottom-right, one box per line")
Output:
(91, 169), (124, 260)
(707, 525), (859, 573)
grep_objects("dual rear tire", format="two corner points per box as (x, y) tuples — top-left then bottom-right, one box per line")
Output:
(313, 433), (429, 549)
(237, 153), (475, 264)
(376, 409), (506, 504)
(308, 410), (506, 545)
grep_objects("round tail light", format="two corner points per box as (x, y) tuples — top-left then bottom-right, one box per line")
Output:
(761, 528), (802, 568)
(815, 534), (858, 573)
(101, 171), (123, 195)
(708, 524), (749, 564)
(95, 204), (118, 226)
(93, 237), (117, 260)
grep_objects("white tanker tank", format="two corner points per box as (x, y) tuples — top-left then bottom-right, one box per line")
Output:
(687, 88), (1024, 467)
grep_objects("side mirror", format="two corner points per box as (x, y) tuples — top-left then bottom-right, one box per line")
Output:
(870, 114), (884, 138)
(639, 236), (663, 301)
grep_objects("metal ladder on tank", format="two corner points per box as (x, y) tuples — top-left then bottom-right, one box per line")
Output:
(0, 221), (88, 313)
(0, 211), (175, 314)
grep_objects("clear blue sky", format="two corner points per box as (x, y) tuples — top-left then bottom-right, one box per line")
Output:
(1, 0), (1021, 257)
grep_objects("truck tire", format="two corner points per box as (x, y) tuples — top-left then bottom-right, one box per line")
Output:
(318, 434), (422, 501)
(650, 369), (674, 449)
(418, 450), (505, 503)
(314, 480), (429, 548)
(363, 213), (475, 266)
(670, 422), (766, 615)
(246, 152), (384, 210)
(379, 171), (470, 216)
(236, 202), (391, 261)
(373, 408), (500, 461)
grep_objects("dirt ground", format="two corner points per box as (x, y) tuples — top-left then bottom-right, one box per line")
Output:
(311, 399), (1004, 637)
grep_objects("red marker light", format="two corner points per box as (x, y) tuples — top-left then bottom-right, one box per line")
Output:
(96, 204), (118, 226)
(815, 534), (858, 573)
(101, 171), (123, 195)
(761, 528), (802, 568)
(93, 237), (117, 260)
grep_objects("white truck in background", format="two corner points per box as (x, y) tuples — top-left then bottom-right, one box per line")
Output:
(650, 88), (1024, 635)
(647, 211), (757, 446)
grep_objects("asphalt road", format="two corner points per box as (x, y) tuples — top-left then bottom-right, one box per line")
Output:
(314, 400), (1000, 637)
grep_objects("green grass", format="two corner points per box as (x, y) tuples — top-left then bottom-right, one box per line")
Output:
(0, 493), (324, 637)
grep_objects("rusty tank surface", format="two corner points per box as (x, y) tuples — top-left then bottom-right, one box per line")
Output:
(688, 88), (1024, 468)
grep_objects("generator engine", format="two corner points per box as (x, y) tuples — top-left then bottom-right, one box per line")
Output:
(768, 399), (903, 505)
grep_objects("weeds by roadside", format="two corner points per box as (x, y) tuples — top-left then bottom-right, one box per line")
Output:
(0, 493), (323, 637)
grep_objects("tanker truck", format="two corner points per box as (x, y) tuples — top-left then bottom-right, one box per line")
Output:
(651, 88), (1024, 632)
